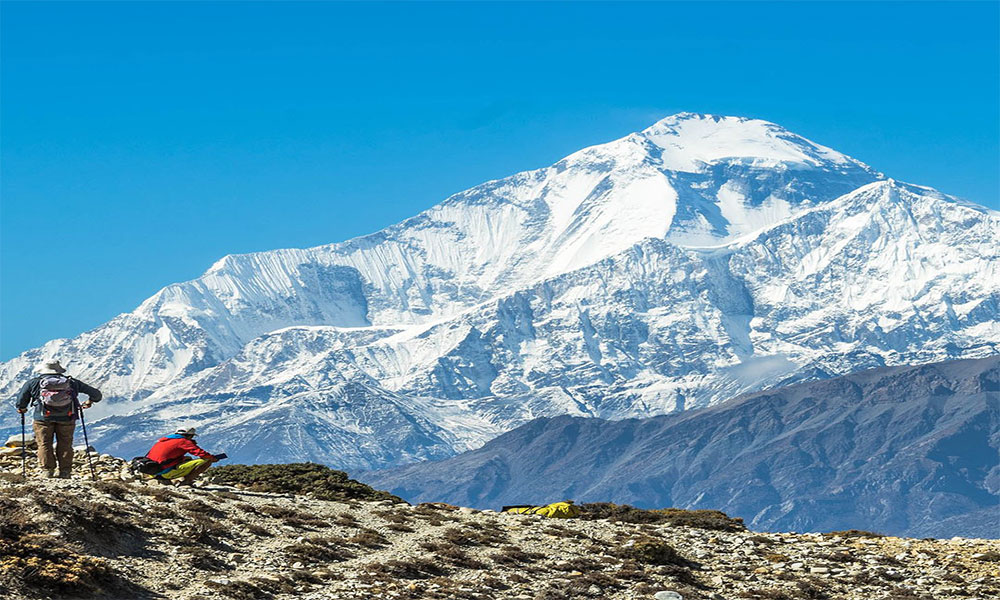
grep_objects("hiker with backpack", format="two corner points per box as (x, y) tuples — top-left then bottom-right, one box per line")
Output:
(139, 427), (222, 487)
(14, 359), (103, 479)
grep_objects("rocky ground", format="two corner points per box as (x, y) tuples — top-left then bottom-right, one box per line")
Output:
(1, 448), (998, 600)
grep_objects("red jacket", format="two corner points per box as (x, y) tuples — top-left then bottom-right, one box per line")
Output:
(147, 434), (213, 469)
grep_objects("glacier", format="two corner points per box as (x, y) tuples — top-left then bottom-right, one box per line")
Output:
(2, 113), (997, 470)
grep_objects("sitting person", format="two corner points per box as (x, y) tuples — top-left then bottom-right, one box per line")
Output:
(145, 427), (218, 486)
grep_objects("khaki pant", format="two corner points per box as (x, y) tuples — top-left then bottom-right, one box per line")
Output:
(33, 421), (75, 473)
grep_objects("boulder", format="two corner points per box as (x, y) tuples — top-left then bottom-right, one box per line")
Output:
(5, 434), (36, 448)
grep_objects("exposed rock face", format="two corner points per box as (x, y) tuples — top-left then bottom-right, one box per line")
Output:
(365, 357), (1000, 538)
(1, 464), (998, 600)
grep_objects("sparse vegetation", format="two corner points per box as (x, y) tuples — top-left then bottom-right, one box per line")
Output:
(284, 537), (354, 563)
(134, 485), (179, 501)
(441, 524), (505, 547)
(363, 557), (449, 579)
(0, 463), (995, 600)
(578, 502), (746, 531)
(208, 462), (404, 502)
(347, 527), (389, 548)
(619, 537), (690, 567)
(823, 529), (884, 538)
(490, 545), (544, 565)
(255, 503), (327, 529)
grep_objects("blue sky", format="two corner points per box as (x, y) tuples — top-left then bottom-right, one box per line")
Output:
(2, 1), (997, 360)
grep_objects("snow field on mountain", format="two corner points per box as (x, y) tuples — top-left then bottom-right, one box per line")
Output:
(1, 113), (996, 469)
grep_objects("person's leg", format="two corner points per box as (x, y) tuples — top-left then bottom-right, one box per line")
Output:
(54, 422), (76, 477)
(32, 421), (56, 476)
(160, 459), (209, 486)
(180, 460), (213, 486)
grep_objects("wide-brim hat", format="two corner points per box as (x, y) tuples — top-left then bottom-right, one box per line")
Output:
(38, 359), (66, 375)
(174, 427), (197, 437)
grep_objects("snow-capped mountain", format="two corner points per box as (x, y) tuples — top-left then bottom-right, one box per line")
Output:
(2, 113), (997, 470)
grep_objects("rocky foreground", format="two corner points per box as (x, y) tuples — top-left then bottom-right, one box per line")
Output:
(1, 451), (998, 600)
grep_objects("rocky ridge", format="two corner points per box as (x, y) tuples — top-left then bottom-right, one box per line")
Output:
(1, 452), (998, 600)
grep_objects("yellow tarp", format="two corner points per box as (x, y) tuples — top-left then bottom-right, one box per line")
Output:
(502, 501), (580, 518)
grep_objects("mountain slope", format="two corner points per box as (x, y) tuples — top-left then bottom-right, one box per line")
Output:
(0, 114), (879, 399)
(1, 113), (997, 471)
(363, 356), (1000, 538)
(4, 467), (999, 600)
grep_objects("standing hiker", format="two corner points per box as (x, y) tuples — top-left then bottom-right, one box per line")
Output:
(14, 359), (102, 478)
(144, 428), (220, 487)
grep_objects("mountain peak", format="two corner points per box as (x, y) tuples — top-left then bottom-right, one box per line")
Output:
(639, 112), (868, 174)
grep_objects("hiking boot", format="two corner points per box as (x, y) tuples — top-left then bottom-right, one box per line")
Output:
(40, 469), (55, 479)
(154, 476), (173, 486)
(57, 471), (72, 479)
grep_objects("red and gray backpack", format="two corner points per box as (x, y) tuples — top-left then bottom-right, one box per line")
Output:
(38, 375), (77, 417)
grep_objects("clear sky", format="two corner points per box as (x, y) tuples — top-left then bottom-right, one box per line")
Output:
(2, 1), (998, 360)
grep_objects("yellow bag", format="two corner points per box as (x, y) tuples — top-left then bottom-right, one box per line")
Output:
(502, 501), (580, 519)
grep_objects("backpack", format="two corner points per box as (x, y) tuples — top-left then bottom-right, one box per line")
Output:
(130, 456), (164, 476)
(38, 375), (77, 417)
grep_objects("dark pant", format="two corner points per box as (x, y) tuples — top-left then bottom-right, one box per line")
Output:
(33, 420), (75, 472)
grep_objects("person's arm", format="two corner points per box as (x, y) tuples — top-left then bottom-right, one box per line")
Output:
(71, 379), (103, 408)
(15, 379), (35, 413)
(177, 437), (215, 461)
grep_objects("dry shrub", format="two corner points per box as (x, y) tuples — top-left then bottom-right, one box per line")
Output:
(333, 511), (359, 527)
(737, 589), (796, 600)
(242, 522), (272, 537)
(823, 529), (884, 538)
(619, 537), (690, 567)
(794, 579), (833, 600)
(0, 497), (145, 597)
(93, 480), (131, 500)
(420, 541), (486, 569)
(28, 490), (146, 554)
(364, 557), (449, 579)
(578, 502), (745, 531)
(179, 498), (224, 517)
(256, 504), (326, 529)
(375, 508), (410, 524)
(480, 575), (509, 590)
(615, 561), (652, 582)
(208, 463), (402, 502)
(284, 538), (354, 563)
(179, 546), (229, 572)
(187, 510), (232, 542)
(551, 557), (605, 572)
(412, 504), (461, 522)
(0, 533), (113, 595)
(490, 545), (544, 565)
(441, 524), (504, 547)
(561, 571), (622, 593)
(134, 486), (179, 502)
(205, 579), (274, 599)
(347, 528), (388, 548)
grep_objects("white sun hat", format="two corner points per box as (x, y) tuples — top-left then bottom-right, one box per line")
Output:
(38, 359), (67, 375)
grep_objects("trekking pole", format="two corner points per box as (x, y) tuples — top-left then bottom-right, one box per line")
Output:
(76, 401), (97, 481)
(20, 412), (27, 478)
